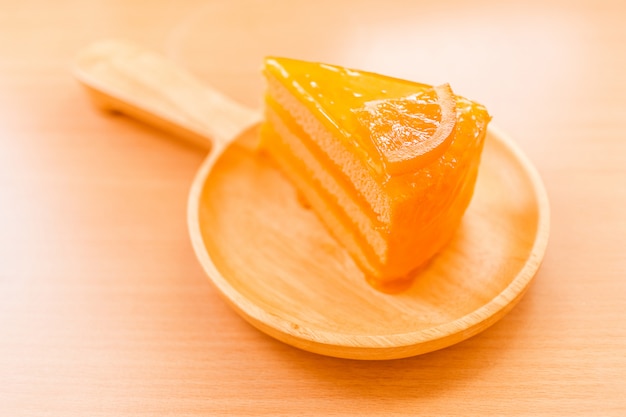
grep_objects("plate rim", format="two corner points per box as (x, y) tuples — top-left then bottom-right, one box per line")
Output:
(187, 123), (550, 360)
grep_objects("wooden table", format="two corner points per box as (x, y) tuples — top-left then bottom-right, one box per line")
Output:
(2, 0), (625, 415)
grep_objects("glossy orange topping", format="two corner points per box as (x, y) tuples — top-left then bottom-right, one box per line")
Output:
(261, 57), (491, 291)
(352, 83), (457, 175)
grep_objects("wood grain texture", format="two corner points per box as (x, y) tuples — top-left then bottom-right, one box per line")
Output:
(74, 39), (259, 150)
(188, 125), (548, 359)
(75, 40), (549, 359)
(1, 0), (625, 415)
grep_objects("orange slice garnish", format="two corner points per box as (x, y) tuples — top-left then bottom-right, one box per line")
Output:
(353, 83), (457, 175)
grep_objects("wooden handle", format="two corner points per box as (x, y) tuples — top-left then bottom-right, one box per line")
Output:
(73, 39), (260, 150)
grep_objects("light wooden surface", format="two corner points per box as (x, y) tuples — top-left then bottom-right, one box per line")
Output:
(75, 40), (549, 360)
(1, 0), (625, 414)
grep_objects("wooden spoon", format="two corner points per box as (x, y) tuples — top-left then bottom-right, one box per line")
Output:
(74, 40), (550, 360)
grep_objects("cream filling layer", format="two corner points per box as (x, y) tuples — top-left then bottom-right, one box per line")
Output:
(266, 106), (388, 263)
(267, 75), (391, 224)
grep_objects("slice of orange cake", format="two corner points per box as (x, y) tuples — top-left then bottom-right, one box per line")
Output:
(259, 57), (491, 291)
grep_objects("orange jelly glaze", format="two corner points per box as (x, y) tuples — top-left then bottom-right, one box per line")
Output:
(263, 58), (491, 291)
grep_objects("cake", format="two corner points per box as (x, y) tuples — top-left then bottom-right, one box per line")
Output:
(259, 57), (491, 291)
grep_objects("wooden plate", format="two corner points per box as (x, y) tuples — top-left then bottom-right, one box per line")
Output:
(75, 40), (550, 360)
